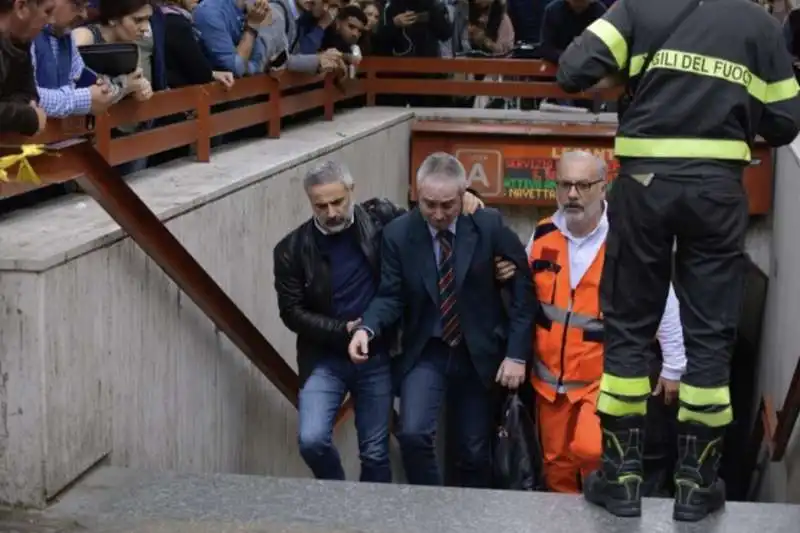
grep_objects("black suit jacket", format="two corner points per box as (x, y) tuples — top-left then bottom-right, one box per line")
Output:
(361, 207), (536, 387)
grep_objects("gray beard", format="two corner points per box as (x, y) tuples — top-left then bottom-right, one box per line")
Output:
(313, 203), (355, 235)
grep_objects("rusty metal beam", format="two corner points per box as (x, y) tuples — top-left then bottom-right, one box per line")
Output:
(772, 356), (800, 461)
(71, 142), (300, 406)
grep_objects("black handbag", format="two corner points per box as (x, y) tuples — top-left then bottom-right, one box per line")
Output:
(617, 0), (702, 120)
(78, 43), (139, 77)
(492, 392), (546, 491)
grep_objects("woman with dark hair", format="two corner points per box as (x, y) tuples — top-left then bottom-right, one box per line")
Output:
(464, 0), (513, 55)
(357, 0), (379, 32)
(73, 0), (164, 99)
(0, 0), (52, 135)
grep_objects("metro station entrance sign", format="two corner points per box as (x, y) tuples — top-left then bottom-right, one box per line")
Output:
(409, 120), (773, 215)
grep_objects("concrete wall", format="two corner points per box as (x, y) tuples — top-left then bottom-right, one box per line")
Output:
(755, 141), (800, 504)
(0, 109), (413, 507)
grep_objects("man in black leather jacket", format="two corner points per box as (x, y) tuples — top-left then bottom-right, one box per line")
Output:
(273, 160), (502, 483)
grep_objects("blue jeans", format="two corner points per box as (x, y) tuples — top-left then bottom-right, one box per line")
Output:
(397, 340), (494, 488)
(298, 351), (392, 482)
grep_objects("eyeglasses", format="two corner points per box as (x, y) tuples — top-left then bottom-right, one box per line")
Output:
(556, 178), (604, 194)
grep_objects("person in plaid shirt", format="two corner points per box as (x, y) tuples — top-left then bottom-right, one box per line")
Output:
(31, 0), (137, 118)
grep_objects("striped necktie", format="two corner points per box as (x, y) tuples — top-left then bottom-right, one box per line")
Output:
(437, 230), (461, 347)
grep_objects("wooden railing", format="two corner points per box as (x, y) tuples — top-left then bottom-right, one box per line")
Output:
(0, 58), (611, 199)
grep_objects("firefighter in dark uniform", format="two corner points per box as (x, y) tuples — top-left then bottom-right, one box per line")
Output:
(555, 0), (800, 523)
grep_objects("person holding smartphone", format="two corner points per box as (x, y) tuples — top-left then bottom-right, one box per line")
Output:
(374, 0), (452, 106)
(464, 0), (514, 55)
(376, 0), (451, 58)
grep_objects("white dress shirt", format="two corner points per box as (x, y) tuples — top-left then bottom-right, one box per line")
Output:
(526, 204), (686, 381)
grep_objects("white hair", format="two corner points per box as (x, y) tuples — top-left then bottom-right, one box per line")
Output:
(556, 150), (607, 181)
(416, 152), (468, 189)
(303, 160), (354, 192)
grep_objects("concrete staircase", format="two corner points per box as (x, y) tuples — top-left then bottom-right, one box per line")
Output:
(4, 467), (798, 533)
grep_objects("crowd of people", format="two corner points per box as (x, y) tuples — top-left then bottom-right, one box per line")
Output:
(2, 0), (797, 151)
(0, 0), (641, 145)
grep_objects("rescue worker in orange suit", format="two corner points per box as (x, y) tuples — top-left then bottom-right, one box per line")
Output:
(524, 150), (686, 493)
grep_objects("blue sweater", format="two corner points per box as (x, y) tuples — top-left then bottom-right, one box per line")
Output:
(193, 0), (267, 76)
(315, 225), (377, 322)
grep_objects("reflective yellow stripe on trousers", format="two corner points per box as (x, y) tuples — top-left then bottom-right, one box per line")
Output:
(677, 382), (734, 427)
(596, 373), (651, 417)
(629, 50), (800, 104)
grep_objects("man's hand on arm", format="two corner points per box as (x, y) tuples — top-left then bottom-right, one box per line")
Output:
(347, 224), (406, 363)
(461, 190), (484, 214)
(348, 328), (371, 363)
(494, 256), (516, 281)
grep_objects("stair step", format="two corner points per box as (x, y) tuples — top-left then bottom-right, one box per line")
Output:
(27, 467), (799, 532)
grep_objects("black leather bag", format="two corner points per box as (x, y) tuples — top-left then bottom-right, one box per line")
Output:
(492, 392), (545, 491)
(617, 0), (702, 120)
(78, 43), (139, 77)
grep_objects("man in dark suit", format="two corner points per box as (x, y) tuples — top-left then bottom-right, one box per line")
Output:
(348, 152), (536, 488)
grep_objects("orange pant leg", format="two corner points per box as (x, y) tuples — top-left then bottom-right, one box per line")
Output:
(536, 394), (580, 493)
(569, 392), (602, 483)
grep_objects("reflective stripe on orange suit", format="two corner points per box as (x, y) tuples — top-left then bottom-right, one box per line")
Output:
(529, 218), (604, 493)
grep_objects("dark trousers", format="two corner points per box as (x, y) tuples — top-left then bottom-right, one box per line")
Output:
(397, 339), (495, 488)
(297, 351), (393, 482)
(600, 172), (748, 426)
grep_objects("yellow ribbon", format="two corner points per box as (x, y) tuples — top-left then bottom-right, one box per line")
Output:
(0, 144), (47, 184)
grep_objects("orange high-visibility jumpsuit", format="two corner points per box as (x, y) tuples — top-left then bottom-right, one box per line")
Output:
(529, 217), (604, 493)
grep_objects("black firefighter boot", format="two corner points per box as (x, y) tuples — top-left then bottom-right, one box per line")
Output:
(583, 414), (645, 517)
(672, 421), (726, 522)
